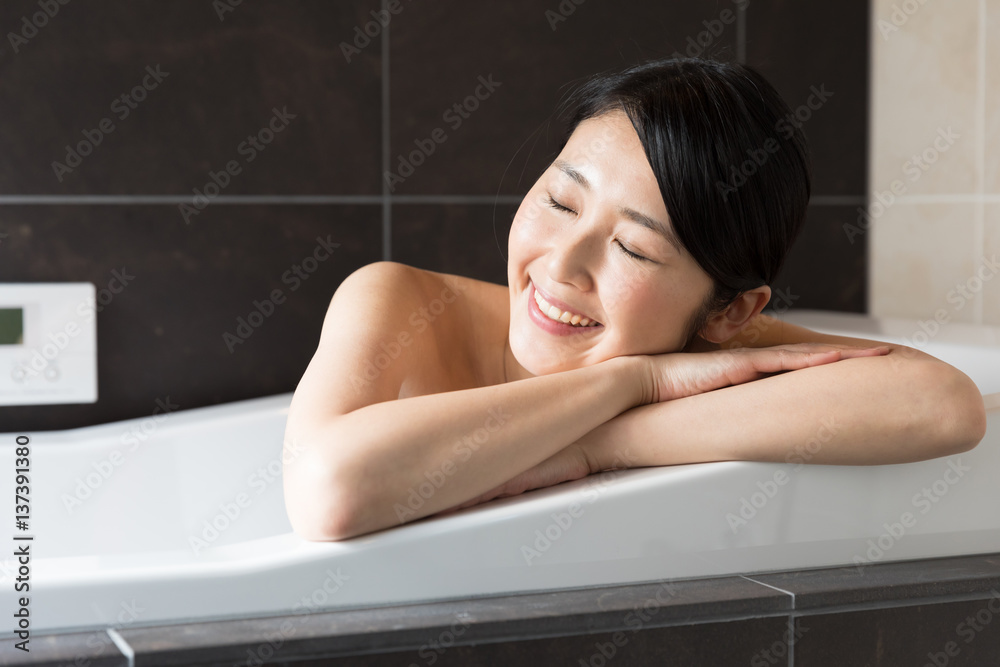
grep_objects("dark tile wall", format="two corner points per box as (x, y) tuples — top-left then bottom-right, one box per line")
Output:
(0, 0), (870, 431)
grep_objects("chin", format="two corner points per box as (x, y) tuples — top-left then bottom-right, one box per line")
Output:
(517, 340), (592, 377)
(509, 332), (569, 376)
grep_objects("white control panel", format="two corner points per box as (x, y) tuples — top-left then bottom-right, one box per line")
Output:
(0, 283), (97, 405)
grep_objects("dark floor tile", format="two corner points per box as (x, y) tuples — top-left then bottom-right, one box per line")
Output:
(795, 594), (1000, 667)
(118, 575), (790, 665)
(389, 1), (740, 196)
(392, 203), (517, 286)
(769, 204), (867, 313)
(0, 205), (380, 432)
(750, 552), (1000, 612)
(746, 0), (870, 197)
(0, 630), (127, 667)
(0, 1), (381, 195)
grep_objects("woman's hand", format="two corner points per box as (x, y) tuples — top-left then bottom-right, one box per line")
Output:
(641, 343), (891, 404)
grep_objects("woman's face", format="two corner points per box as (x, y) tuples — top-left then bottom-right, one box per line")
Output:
(506, 109), (716, 376)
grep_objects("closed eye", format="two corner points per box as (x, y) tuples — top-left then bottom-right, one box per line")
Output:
(615, 241), (649, 262)
(545, 194), (575, 214)
(546, 193), (651, 262)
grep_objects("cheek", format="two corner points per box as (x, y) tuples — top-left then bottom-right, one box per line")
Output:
(601, 277), (656, 327)
(603, 281), (697, 343)
(510, 200), (554, 252)
(600, 268), (635, 305)
(515, 196), (547, 231)
(508, 210), (538, 287)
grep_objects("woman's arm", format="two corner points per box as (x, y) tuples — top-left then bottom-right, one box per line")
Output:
(583, 315), (987, 471)
(290, 346), (874, 539)
(286, 353), (644, 541)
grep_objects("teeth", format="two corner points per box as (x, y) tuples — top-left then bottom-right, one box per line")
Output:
(533, 288), (599, 327)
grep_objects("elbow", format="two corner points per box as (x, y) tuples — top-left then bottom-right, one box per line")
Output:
(946, 396), (988, 456)
(283, 445), (373, 542)
(286, 477), (369, 542)
(286, 491), (357, 543)
(929, 363), (987, 456)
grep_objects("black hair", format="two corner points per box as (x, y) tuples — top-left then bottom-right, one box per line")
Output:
(556, 57), (812, 344)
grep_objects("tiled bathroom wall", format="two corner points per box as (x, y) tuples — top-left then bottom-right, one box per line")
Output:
(869, 0), (1000, 326)
(0, 0), (871, 431)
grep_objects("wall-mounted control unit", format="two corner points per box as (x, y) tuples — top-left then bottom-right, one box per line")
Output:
(0, 283), (98, 405)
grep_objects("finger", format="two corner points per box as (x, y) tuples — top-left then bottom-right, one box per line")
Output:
(768, 343), (887, 353)
(836, 345), (891, 358)
(749, 349), (842, 374)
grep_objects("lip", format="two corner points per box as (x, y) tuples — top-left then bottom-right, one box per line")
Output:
(528, 281), (603, 336)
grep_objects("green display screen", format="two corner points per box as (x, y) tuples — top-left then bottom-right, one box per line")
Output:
(0, 308), (24, 345)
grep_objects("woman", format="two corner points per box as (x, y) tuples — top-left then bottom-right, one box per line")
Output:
(282, 57), (986, 541)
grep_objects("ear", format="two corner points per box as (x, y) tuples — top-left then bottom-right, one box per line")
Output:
(698, 285), (772, 344)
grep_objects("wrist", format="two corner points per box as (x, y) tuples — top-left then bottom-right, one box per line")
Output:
(607, 355), (653, 408)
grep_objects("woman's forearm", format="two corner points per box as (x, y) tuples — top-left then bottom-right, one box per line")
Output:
(284, 356), (645, 540)
(582, 352), (986, 471)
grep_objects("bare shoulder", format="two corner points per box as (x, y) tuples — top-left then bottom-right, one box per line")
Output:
(286, 262), (506, 433)
(286, 262), (423, 428)
(337, 262), (511, 394)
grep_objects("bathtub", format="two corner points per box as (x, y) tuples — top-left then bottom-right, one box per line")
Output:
(2, 309), (998, 636)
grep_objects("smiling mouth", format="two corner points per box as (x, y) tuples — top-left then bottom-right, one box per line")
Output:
(532, 286), (601, 327)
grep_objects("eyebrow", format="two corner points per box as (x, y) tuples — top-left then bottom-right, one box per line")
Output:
(553, 159), (683, 255)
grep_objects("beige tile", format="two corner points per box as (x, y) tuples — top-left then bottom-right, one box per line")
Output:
(986, 0), (1000, 193)
(985, 204), (1000, 325)
(870, 203), (978, 322)
(870, 0), (978, 196)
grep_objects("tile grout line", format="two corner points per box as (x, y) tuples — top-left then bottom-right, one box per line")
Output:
(738, 574), (797, 603)
(866, 0), (877, 317)
(887, 194), (1000, 203)
(382, 0), (392, 261)
(862, 2), (880, 317)
(393, 195), (525, 204)
(739, 574), (796, 667)
(0, 195), (387, 204)
(105, 627), (135, 667)
(0, 194), (865, 205)
(783, 586), (1000, 619)
(975, 0), (986, 324)
(788, 613), (794, 667)
(736, 0), (746, 64)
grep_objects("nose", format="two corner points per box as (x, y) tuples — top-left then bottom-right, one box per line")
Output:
(545, 212), (598, 292)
